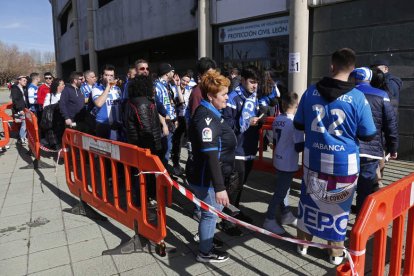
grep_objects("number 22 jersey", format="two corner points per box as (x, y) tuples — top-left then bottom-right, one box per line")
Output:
(294, 81), (376, 176)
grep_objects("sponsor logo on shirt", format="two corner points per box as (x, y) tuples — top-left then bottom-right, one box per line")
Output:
(202, 127), (212, 142)
(312, 142), (345, 151)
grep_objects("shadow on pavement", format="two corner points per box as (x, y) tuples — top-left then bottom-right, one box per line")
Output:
(33, 167), (131, 243)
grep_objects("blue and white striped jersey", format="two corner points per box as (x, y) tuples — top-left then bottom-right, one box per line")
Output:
(92, 83), (122, 125)
(154, 79), (176, 120)
(80, 82), (93, 101)
(294, 84), (376, 176)
(27, 83), (38, 111)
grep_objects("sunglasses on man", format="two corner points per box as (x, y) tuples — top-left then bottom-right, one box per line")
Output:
(139, 67), (149, 71)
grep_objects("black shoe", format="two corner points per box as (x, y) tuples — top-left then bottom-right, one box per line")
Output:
(196, 248), (229, 263)
(217, 221), (243, 236)
(234, 212), (253, 224)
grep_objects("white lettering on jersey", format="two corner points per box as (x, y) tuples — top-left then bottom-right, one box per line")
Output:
(202, 128), (212, 142)
(337, 95), (353, 103)
(312, 142), (345, 151)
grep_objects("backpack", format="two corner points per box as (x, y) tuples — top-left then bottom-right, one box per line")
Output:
(40, 95), (57, 130)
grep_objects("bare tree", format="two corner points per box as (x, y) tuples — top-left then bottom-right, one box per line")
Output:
(0, 40), (56, 86)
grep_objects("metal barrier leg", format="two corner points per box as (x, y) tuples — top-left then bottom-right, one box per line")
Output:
(63, 199), (108, 221)
(102, 234), (150, 255)
(101, 221), (173, 257)
(33, 159), (39, 170)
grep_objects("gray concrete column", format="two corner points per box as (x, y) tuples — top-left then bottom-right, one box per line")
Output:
(50, 0), (62, 78)
(87, 0), (98, 73)
(288, 0), (309, 98)
(72, 0), (83, 72)
(198, 0), (212, 58)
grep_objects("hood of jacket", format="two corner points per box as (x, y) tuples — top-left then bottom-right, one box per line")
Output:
(316, 77), (355, 102)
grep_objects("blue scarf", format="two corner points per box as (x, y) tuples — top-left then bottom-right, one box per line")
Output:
(236, 86), (258, 133)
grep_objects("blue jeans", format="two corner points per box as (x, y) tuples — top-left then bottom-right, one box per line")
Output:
(162, 132), (173, 163)
(19, 118), (26, 140)
(190, 185), (223, 254)
(356, 158), (379, 212)
(266, 170), (295, 220)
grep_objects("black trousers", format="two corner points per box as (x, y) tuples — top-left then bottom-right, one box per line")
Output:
(171, 116), (187, 166)
(229, 159), (254, 207)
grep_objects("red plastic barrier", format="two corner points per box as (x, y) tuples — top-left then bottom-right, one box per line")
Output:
(337, 173), (414, 276)
(0, 102), (21, 133)
(0, 107), (11, 148)
(253, 116), (275, 173)
(24, 108), (40, 160)
(62, 129), (172, 245)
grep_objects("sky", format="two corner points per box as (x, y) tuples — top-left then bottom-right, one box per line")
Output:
(0, 0), (54, 53)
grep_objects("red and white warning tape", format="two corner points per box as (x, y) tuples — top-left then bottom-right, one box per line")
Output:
(39, 144), (67, 173)
(139, 170), (364, 276)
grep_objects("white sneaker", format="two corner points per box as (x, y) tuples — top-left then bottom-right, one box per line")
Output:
(263, 218), (285, 234)
(329, 251), (347, 265)
(297, 245), (308, 256)
(281, 211), (297, 226)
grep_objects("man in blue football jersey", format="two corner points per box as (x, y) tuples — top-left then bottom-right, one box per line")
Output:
(293, 48), (377, 265)
(92, 64), (122, 140)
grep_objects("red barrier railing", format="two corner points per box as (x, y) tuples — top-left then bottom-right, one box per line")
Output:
(0, 106), (11, 148)
(253, 116), (275, 173)
(62, 129), (172, 253)
(0, 102), (21, 133)
(24, 108), (40, 161)
(337, 173), (414, 276)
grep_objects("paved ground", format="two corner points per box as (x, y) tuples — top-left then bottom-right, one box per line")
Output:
(0, 89), (413, 275)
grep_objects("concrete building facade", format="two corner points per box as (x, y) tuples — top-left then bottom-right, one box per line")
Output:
(50, 0), (414, 160)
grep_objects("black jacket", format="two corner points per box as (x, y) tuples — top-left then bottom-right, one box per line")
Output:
(123, 97), (162, 154)
(10, 84), (27, 113)
(186, 100), (237, 192)
(356, 83), (398, 157)
(59, 84), (85, 121)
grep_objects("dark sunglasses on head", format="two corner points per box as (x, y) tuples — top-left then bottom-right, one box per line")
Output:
(139, 67), (149, 71)
(44, 77), (53, 80)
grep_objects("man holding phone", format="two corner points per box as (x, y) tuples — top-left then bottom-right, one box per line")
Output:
(222, 65), (262, 235)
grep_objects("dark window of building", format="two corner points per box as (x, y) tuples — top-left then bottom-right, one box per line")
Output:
(98, 0), (114, 8)
(59, 3), (72, 36)
(218, 36), (289, 86)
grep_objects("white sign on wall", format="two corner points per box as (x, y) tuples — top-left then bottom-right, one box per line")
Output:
(218, 17), (289, 44)
(289, 52), (300, 73)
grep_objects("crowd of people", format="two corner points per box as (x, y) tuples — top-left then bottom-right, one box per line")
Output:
(5, 49), (401, 266)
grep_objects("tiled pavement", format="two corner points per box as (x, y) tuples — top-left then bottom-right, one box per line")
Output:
(0, 89), (412, 276)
